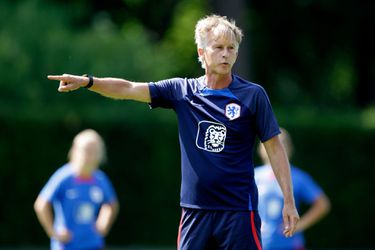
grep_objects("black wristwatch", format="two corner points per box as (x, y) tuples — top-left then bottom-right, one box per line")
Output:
(83, 74), (94, 88)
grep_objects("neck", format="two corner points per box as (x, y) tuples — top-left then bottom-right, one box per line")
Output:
(204, 72), (232, 89)
(75, 171), (92, 178)
(70, 162), (93, 178)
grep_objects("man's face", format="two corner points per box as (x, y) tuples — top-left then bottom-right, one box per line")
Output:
(200, 32), (238, 75)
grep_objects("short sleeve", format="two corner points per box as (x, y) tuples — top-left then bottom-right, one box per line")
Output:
(97, 171), (118, 204)
(148, 78), (185, 109)
(39, 165), (72, 202)
(254, 86), (280, 142)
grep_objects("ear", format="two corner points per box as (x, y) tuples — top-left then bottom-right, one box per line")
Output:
(198, 47), (204, 57)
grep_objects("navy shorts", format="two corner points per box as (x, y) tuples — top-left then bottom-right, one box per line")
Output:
(177, 208), (262, 250)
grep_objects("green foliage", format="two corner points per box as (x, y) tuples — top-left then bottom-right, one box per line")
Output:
(0, 0), (200, 122)
(0, 0), (374, 248)
(249, 0), (375, 108)
(161, 0), (207, 77)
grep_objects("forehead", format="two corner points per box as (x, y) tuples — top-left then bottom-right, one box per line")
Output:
(74, 136), (100, 150)
(207, 35), (236, 47)
(207, 27), (237, 45)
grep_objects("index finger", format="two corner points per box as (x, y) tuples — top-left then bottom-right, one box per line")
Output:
(47, 75), (64, 81)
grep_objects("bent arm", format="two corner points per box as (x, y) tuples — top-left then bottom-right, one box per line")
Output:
(48, 74), (151, 103)
(34, 196), (72, 242)
(34, 196), (57, 238)
(296, 193), (331, 232)
(96, 201), (120, 237)
(263, 135), (300, 237)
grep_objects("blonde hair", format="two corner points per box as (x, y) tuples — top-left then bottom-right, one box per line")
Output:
(194, 15), (243, 68)
(68, 129), (106, 165)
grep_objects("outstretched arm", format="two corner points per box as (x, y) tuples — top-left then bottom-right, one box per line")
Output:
(296, 193), (330, 232)
(47, 74), (151, 103)
(263, 135), (300, 237)
(96, 201), (120, 237)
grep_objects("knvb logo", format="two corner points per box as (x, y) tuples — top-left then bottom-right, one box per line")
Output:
(225, 103), (241, 120)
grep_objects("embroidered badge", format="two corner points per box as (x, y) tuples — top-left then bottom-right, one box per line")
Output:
(90, 186), (103, 203)
(225, 103), (241, 120)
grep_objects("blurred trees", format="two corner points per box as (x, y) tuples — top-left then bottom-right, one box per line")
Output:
(0, 0), (374, 248)
(0, 0), (374, 116)
(248, 0), (375, 108)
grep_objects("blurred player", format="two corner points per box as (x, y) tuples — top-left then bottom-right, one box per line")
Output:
(34, 129), (119, 250)
(47, 15), (299, 249)
(255, 128), (330, 250)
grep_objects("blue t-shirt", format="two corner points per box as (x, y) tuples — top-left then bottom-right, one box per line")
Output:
(149, 75), (280, 211)
(39, 164), (118, 250)
(255, 164), (323, 250)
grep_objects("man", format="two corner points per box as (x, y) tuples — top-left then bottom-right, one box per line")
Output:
(48, 15), (299, 250)
(34, 129), (119, 250)
(255, 128), (330, 250)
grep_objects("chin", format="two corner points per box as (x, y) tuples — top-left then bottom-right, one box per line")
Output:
(218, 69), (232, 75)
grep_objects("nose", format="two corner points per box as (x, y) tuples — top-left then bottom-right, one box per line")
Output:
(222, 48), (229, 58)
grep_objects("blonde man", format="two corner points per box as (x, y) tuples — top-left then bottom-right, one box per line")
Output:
(48, 15), (298, 250)
(34, 129), (119, 250)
